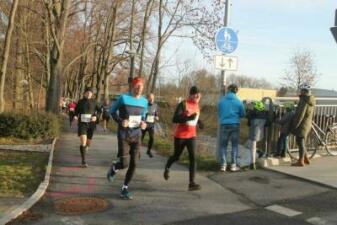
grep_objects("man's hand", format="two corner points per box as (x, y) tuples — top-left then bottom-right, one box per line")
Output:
(140, 121), (147, 130)
(155, 116), (159, 121)
(122, 119), (129, 128)
(74, 116), (78, 121)
(91, 116), (97, 122)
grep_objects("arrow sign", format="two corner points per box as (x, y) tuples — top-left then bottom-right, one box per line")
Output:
(214, 55), (238, 71)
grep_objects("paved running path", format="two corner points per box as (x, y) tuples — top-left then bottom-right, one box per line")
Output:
(14, 128), (250, 225)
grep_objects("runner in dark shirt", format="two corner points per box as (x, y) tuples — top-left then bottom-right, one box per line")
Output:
(74, 87), (101, 167)
(141, 93), (159, 158)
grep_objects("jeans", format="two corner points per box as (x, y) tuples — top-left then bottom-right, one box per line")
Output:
(276, 133), (288, 157)
(219, 124), (239, 166)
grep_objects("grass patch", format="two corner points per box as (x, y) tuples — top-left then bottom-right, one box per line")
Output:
(0, 150), (49, 197)
(0, 137), (51, 145)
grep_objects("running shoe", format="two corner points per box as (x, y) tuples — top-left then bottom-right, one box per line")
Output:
(120, 188), (133, 200)
(106, 164), (116, 182)
(188, 183), (201, 191)
(147, 150), (154, 158)
(163, 168), (170, 180)
(230, 164), (240, 172)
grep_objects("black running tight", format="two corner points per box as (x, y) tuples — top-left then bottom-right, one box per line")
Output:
(165, 137), (196, 183)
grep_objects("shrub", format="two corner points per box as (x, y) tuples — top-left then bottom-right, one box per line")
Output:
(0, 112), (60, 140)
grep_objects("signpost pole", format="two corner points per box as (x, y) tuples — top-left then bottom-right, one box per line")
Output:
(221, 0), (230, 95)
(217, 0), (231, 165)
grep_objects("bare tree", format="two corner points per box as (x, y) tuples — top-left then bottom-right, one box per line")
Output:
(189, 0), (227, 60)
(227, 74), (273, 89)
(281, 49), (319, 91)
(44, 0), (71, 113)
(0, 0), (19, 113)
(147, 0), (196, 93)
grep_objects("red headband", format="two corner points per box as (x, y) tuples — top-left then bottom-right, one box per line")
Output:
(132, 77), (144, 86)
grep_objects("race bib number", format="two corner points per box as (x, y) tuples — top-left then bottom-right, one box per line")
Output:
(146, 115), (155, 123)
(129, 115), (142, 128)
(81, 114), (92, 123)
(186, 113), (199, 126)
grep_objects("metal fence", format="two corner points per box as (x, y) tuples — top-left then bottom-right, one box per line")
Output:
(264, 97), (337, 155)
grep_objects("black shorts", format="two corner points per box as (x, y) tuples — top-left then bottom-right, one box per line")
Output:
(102, 114), (110, 121)
(78, 122), (95, 139)
(118, 136), (141, 158)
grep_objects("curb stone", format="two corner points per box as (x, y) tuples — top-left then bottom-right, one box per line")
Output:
(0, 138), (57, 225)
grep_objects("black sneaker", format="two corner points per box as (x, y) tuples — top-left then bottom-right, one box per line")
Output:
(147, 150), (153, 158)
(163, 168), (170, 180)
(107, 164), (116, 182)
(188, 183), (201, 191)
(120, 188), (133, 200)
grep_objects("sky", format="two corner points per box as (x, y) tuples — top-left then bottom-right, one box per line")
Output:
(162, 0), (337, 90)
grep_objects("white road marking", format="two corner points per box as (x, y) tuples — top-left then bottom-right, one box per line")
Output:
(61, 217), (85, 225)
(307, 217), (329, 225)
(265, 204), (302, 217)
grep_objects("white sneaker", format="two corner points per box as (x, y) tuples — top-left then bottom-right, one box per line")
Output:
(220, 165), (227, 172)
(230, 164), (240, 172)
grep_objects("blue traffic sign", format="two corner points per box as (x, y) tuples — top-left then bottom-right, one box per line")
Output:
(215, 27), (238, 54)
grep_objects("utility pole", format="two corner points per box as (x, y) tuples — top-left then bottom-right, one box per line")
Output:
(221, 0), (231, 95)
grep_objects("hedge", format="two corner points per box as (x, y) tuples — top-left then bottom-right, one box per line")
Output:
(0, 112), (60, 140)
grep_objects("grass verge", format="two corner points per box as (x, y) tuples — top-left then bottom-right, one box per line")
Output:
(0, 150), (49, 197)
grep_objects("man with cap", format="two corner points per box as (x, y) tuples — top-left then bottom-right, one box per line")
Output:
(217, 84), (245, 172)
(290, 83), (315, 167)
(163, 86), (204, 191)
(107, 77), (148, 200)
(74, 87), (101, 167)
(141, 93), (159, 158)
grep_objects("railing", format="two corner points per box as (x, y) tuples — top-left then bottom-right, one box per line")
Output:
(264, 97), (337, 155)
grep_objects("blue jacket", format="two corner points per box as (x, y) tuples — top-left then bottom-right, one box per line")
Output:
(109, 93), (148, 138)
(218, 92), (245, 125)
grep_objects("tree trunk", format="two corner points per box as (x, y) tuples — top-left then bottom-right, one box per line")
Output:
(103, 2), (118, 101)
(46, 45), (61, 113)
(150, 0), (163, 93)
(23, 6), (34, 110)
(45, 0), (71, 113)
(0, 0), (20, 113)
(14, 15), (24, 111)
(138, 0), (154, 76)
(128, 0), (136, 92)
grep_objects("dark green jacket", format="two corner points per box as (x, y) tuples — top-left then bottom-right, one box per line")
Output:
(290, 93), (315, 138)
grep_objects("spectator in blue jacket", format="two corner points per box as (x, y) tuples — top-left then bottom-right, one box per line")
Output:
(217, 84), (245, 172)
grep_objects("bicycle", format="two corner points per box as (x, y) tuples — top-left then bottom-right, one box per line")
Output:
(288, 115), (337, 160)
